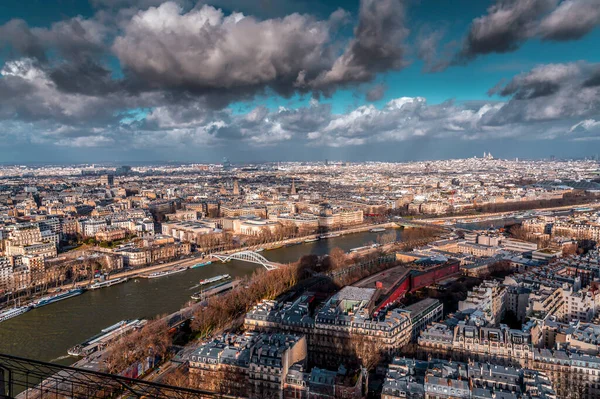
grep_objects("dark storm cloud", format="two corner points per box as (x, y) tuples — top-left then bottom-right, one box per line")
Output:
(416, 28), (455, 73)
(0, 15), (114, 98)
(454, 0), (600, 65)
(538, 0), (600, 40)
(0, 58), (166, 128)
(458, 0), (557, 60)
(275, 102), (332, 132)
(1, 0), (409, 109)
(583, 67), (600, 88)
(111, 0), (408, 101)
(308, 0), (408, 90)
(0, 17), (108, 62)
(0, 19), (47, 61)
(112, 3), (335, 98)
(1, 0), (599, 156)
(487, 62), (600, 124)
(365, 84), (386, 102)
(49, 59), (120, 96)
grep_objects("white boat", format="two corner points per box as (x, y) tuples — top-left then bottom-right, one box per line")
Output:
(255, 248), (265, 252)
(145, 266), (188, 279)
(68, 319), (146, 357)
(32, 289), (84, 308)
(191, 261), (212, 269)
(199, 274), (231, 286)
(370, 228), (386, 232)
(319, 233), (341, 239)
(101, 320), (128, 333)
(350, 245), (370, 253)
(0, 306), (30, 323)
(89, 278), (127, 290)
(304, 238), (319, 243)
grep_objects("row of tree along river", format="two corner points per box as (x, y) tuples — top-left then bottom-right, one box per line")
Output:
(0, 229), (404, 365)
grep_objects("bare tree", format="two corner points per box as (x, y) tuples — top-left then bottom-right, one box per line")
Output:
(328, 247), (348, 270)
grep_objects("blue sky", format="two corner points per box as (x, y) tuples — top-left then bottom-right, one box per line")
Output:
(0, 0), (599, 163)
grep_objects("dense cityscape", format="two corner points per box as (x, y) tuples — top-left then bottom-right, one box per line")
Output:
(0, 157), (598, 398)
(2, 0), (600, 397)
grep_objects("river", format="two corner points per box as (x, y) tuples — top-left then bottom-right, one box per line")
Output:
(0, 229), (402, 365)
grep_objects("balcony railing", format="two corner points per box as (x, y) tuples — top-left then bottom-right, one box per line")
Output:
(0, 353), (214, 399)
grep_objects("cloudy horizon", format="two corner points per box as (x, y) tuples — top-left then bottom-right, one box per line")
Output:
(1, 0), (599, 163)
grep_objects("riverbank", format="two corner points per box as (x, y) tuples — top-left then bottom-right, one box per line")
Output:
(7, 222), (400, 304)
(421, 201), (600, 224)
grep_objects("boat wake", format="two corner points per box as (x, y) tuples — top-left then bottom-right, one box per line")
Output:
(189, 283), (200, 290)
(51, 355), (73, 362)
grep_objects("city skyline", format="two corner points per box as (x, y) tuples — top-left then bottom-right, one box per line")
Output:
(0, 0), (599, 162)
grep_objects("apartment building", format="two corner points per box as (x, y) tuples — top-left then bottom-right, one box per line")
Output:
(458, 280), (506, 325)
(5, 242), (57, 259)
(318, 209), (363, 228)
(0, 256), (12, 294)
(268, 214), (319, 230)
(382, 357), (556, 399)
(418, 316), (539, 368)
(284, 364), (365, 399)
(245, 288), (414, 367)
(95, 227), (127, 242)
(5, 223), (42, 246)
(400, 298), (443, 342)
(79, 218), (108, 237)
(560, 288), (599, 325)
(189, 332), (307, 399)
(161, 220), (215, 242)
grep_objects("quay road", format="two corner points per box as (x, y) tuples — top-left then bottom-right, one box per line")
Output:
(39, 221), (399, 293)
(0, 228), (408, 366)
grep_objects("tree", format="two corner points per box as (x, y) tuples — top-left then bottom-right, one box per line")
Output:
(376, 231), (396, 246)
(328, 247), (348, 270)
(105, 317), (171, 374)
(562, 243), (578, 257)
(349, 335), (384, 396)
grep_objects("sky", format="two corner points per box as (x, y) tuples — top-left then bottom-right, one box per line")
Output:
(0, 0), (599, 164)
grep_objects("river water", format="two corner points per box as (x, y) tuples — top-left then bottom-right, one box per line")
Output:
(0, 229), (402, 365)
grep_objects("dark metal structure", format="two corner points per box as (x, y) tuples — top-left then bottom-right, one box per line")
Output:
(0, 353), (214, 399)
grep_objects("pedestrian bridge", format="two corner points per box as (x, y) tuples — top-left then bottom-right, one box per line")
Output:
(212, 251), (279, 271)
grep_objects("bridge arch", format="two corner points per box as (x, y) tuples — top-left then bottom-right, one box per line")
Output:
(212, 251), (279, 270)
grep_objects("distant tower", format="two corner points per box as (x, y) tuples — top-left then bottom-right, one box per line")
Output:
(233, 179), (240, 195)
(290, 179), (297, 195)
(100, 174), (114, 187)
(219, 184), (227, 195)
(222, 157), (231, 170)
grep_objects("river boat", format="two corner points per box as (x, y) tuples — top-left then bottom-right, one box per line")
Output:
(67, 319), (145, 357)
(199, 274), (230, 286)
(32, 289), (84, 308)
(0, 307), (30, 323)
(191, 280), (239, 301)
(89, 278), (127, 290)
(145, 266), (188, 279)
(191, 261), (212, 269)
